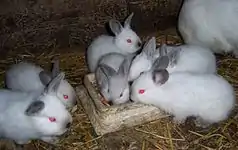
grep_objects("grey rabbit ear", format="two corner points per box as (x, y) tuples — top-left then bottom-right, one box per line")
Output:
(39, 71), (52, 86)
(45, 72), (65, 93)
(143, 37), (156, 58)
(95, 67), (109, 91)
(99, 64), (117, 78)
(25, 101), (45, 116)
(159, 44), (168, 56)
(51, 59), (60, 78)
(109, 19), (123, 36)
(152, 56), (169, 70)
(118, 56), (132, 76)
(167, 47), (181, 66)
(152, 70), (169, 85)
(124, 12), (134, 28)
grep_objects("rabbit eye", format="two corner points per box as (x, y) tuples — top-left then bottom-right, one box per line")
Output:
(127, 39), (132, 43)
(119, 93), (123, 97)
(138, 89), (145, 94)
(49, 117), (56, 122)
(63, 95), (69, 100)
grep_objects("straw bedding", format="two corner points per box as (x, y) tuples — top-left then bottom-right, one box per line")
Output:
(0, 28), (237, 150)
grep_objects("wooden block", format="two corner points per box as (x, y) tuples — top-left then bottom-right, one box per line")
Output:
(76, 73), (167, 136)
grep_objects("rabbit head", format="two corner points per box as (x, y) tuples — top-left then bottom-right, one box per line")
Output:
(26, 72), (73, 136)
(109, 12), (142, 54)
(39, 60), (77, 108)
(129, 37), (157, 82)
(96, 57), (131, 104)
(130, 56), (170, 103)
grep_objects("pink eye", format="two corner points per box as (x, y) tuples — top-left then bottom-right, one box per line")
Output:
(63, 95), (69, 100)
(127, 39), (132, 43)
(138, 89), (145, 94)
(49, 117), (56, 122)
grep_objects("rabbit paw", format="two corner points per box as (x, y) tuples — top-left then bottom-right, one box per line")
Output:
(194, 117), (211, 128)
(41, 136), (60, 145)
(172, 116), (186, 125)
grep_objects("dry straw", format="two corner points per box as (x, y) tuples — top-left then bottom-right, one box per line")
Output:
(0, 28), (237, 150)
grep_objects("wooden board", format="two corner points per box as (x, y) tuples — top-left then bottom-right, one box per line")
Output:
(76, 73), (167, 136)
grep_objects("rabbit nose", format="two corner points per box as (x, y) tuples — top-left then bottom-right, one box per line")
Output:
(66, 122), (71, 128)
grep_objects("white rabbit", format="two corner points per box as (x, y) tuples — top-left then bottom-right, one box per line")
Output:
(131, 56), (235, 128)
(128, 37), (216, 82)
(95, 53), (132, 105)
(5, 60), (77, 108)
(87, 12), (142, 73)
(0, 72), (73, 145)
(178, 0), (238, 57)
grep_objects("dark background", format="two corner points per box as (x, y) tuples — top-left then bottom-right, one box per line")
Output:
(0, 0), (183, 53)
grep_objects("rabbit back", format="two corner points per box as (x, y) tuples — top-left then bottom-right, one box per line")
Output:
(87, 35), (122, 72)
(178, 0), (238, 55)
(98, 52), (126, 71)
(160, 73), (234, 122)
(165, 45), (217, 74)
(5, 62), (45, 92)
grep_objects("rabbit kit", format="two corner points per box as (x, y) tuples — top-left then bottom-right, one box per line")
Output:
(86, 10), (236, 129)
(0, 59), (77, 147)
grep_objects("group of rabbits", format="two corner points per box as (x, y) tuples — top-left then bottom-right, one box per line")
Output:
(1, 0), (237, 148)
(87, 0), (238, 128)
(0, 59), (77, 147)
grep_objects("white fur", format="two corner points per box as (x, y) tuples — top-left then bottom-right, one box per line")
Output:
(178, 0), (238, 56)
(131, 71), (235, 126)
(87, 13), (142, 73)
(5, 62), (77, 108)
(129, 44), (216, 82)
(0, 88), (72, 144)
(96, 53), (132, 104)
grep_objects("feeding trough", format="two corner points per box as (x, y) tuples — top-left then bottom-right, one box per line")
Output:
(76, 73), (168, 135)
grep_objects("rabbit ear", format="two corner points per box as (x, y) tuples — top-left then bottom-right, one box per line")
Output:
(95, 67), (109, 91)
(152, 56), (169, 70)
(167, 47), (181, 66)
(99, 64), (117, 79)
(152, 69), (169, 85)
(118, 56), (132, 76)
(124, 12), (134, 28)
(45, 72), (65, 93)
(25, 101), (45, 116)
(159, 44), (168, 56)
(39, 71), (52, 86)
(109, 19), (123, 36)
(143, 37), (156, 58)
(51, 59), (60, 78)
